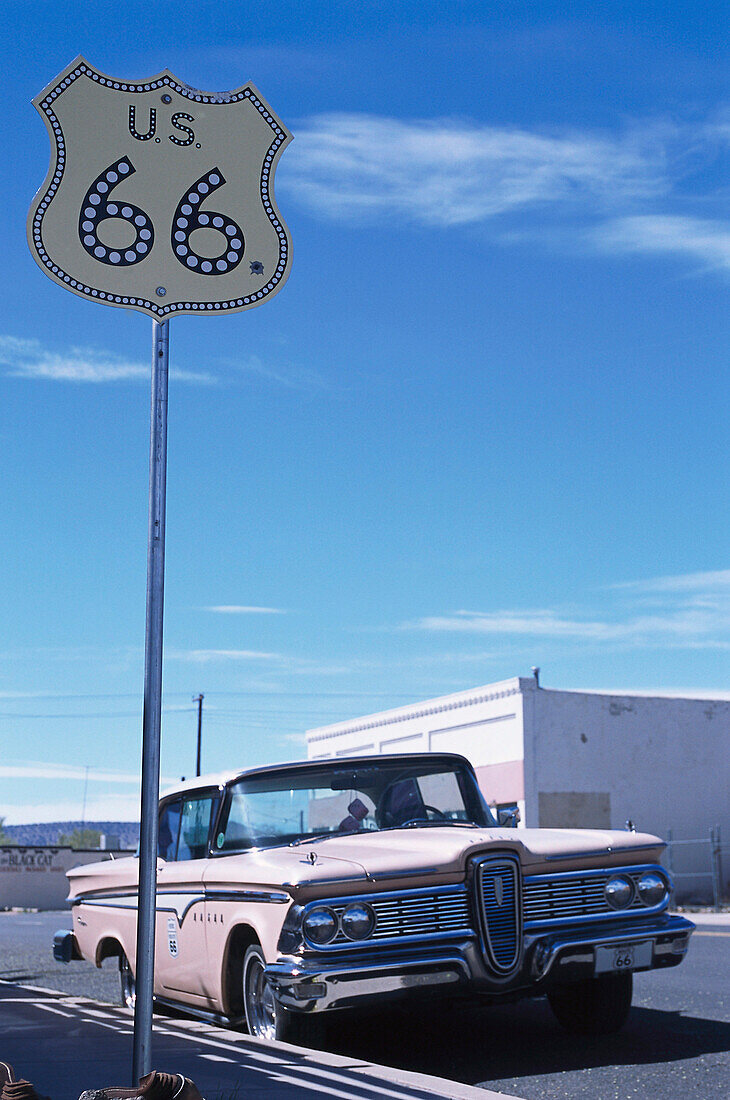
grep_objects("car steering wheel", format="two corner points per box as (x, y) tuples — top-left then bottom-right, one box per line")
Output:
(399, 805), (448, 826)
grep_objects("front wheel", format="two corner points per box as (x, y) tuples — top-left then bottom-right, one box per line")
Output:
(120, 952), (136, 1009)
(242, 945), (323, 1046)
(547, 972), (633, 1035)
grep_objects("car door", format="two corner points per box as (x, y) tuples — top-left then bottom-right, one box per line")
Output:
(154, 790), (219, 1003)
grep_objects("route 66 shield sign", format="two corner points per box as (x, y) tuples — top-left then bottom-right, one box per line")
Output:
(27, 57), (292, 320)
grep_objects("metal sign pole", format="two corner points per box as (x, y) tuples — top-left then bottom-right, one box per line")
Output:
(27, 58), (292, 1079)
(133, 320), (169, 1079)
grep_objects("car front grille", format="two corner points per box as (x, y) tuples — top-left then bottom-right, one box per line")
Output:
(327, 888), (471, 944)
(310, 863), (664, 955)
(523, 868), (656, 925)
(474, 854), (522, 973)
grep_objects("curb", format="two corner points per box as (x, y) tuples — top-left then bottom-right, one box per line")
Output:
(3, 980), (526, 1100)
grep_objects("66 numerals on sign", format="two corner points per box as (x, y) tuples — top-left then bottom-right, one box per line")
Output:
(613, 948), (635, 969)
(78, 157), (245, 275)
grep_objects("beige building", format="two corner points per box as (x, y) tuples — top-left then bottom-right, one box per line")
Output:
(0, 846), (125, 910)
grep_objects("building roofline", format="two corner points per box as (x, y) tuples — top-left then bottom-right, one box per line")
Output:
(541, 686), (730, 702)
(306, 676), (533, 744)
(305, 677), (730, 745)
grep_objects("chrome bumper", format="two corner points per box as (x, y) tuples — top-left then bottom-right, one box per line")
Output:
(266, 913), (694, 1014)
(526, 912), (695, 983)
(52, 929), (83, 964)
(266, 947), (472, 1013)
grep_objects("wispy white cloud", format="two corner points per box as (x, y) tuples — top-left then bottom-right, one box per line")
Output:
(594, 216), (730, 271)
(413, 609), (730, 644)
(0, 336), (214, 384)
(230, 354), (328, 391)
(0, 762), (175, 784)
(282, 111), (730, 275)
(165, 649), (378, 676)
(285, 113), (667, 228)
(612, 569), (730, 593)
(3, 792), (144, 826)
(167, 648), (282, 663)
(203, 605), (287, 615)
(409, 568), (730, 650)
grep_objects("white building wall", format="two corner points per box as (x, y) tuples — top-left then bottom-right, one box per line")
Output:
(529, 689), (730, 845)
(306, 677), (530, 825)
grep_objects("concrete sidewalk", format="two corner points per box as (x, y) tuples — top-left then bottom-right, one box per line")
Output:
(677, 911), (730, 926)
(1, 981), (523, 1100)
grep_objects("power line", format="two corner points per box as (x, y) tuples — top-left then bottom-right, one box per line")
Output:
(0, 708), (198, 720)
(0, 688), (421, 700)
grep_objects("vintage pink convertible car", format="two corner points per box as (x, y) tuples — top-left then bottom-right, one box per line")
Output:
(55, 753), (693, 1044)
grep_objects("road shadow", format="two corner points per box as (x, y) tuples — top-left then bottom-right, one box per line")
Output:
(314, 996), (730, 1085)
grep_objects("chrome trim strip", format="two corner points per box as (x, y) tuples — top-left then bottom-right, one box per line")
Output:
(71, 891), (139, 903)
(285, 877), (369, 887)
(73, 896), (203, 924)
(543, 843), (665, 861)
(153, 994), (245, 1029)
(204, 889), (290, 904)
(72, 886), (291, 925)
(306, 928), (476, 954)
(369, 868), (440, 880)
(524, 862), (667, 885)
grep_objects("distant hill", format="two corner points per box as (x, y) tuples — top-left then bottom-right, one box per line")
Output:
(1, 821), (139, 849)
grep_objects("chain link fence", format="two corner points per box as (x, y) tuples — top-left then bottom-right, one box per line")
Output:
(665, 825), (726, 909)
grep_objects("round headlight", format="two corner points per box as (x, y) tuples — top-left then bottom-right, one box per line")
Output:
(604, 875), (633, 909)
(340, 903), (375, 941)
(303, 907), (337, 945)
(637, 871), (667, 907)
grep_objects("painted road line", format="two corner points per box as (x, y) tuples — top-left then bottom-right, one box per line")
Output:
(33, 1004), (75, 1018)
(263, 1073), (401, 1100)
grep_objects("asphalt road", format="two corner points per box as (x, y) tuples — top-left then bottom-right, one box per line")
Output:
(1, 911), (727, 1099)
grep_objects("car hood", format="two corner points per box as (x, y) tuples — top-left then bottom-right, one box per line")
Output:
(204, 824), (665, 898)
(66, 827), (665, 902)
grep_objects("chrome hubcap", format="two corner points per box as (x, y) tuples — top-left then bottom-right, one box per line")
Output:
(245, 955), (277, 1040)
(120, 956), (136, 1009)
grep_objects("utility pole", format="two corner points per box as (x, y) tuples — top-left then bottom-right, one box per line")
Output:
(193, 694), (204, 776)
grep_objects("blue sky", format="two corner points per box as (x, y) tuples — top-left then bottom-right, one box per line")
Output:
(1, 2), (728, 825)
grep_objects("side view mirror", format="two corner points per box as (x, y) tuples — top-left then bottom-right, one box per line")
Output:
(498, 806), (521, 828)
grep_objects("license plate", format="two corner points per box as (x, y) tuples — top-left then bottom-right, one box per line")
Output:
(594, 939), (652, 974)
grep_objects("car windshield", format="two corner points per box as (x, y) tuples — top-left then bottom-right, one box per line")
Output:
(214, 758), (494, 851)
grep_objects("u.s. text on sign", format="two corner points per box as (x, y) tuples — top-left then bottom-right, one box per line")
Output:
(27, 57), (292, 319)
